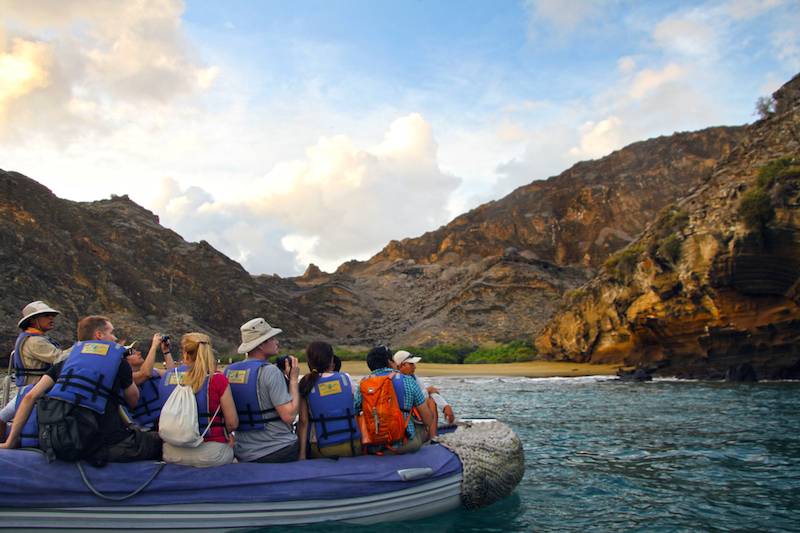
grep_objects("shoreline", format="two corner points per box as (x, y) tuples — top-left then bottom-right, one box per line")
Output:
(337, 360), (627, 378)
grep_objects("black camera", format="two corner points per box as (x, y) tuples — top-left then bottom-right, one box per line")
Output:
(276, 354), (292, 372)
(160, 334), (171, 348)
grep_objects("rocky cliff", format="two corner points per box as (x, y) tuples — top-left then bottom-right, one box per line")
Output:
(286, 126), (746, 348)
(0, 174), (330, 356)
(370, 127), (745, 269)
(536, 74), (800, 379)
(0, 109), (749, 359)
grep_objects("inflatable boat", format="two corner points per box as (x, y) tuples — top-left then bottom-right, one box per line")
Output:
(0, 421), (523, 531)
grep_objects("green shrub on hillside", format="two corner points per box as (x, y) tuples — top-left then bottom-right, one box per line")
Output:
(462, 340), (538, 364)
(739, 189), (775, 230)
(657, 233), (682, 264)
(604, 246), (642, 282)
(756, 156), (800, 189)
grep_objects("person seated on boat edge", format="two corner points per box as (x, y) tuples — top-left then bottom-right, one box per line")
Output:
(224, 318), (300, 463)
(297, 341), (362, 460)
(393, 350), (456, 426)
(0, 316), (162, 465)
(159, 333), (239, 468)
(354, 346), (435, 455)
(13, 301), (72, 387)
(124, 333), (175, 430)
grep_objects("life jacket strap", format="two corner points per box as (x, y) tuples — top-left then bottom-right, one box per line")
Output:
(54, 368), (116, 404)
(237, 403), (281, 428)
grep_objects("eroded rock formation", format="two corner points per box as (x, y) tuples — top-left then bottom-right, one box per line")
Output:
(536, 73), (800, 379)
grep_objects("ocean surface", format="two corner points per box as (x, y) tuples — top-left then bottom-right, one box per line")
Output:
(261, 376), (800, 533)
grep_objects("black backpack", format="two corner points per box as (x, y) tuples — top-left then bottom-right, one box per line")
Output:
(37, 396), (102, 463)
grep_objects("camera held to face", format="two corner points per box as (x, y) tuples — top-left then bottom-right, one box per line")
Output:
(275, 354), (292, 372)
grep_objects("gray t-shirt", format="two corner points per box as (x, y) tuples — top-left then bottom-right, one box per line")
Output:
(233, 359), (297, 462)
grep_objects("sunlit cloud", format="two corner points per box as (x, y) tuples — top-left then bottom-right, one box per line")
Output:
(149, 114), (461, 275)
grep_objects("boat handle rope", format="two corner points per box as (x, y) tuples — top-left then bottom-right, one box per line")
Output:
(77, 461), (166, 501)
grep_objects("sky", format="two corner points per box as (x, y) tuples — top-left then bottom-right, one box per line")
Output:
(0, 1), (798, 277)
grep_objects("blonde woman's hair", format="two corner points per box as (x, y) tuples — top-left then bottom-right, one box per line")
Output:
(181, 332), (215, 393)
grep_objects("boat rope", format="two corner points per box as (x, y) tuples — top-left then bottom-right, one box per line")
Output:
(77, 461), (166, 501)
(431, 420), (525, 511)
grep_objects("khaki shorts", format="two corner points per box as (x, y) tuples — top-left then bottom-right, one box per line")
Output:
(370, 422), (427, 456)
(163, 441), (234, 468)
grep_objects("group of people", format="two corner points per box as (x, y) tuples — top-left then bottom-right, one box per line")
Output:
(1, 300), (455, 468)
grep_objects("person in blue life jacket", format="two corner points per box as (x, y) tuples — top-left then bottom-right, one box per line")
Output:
(353, 346), (435, 455)
(1, 316), (162, 464)
(0, 384), (38, 446)
(297, 341), (362, 460)
(393, 350), (456, 426)
(124, 333), (175, 429)
(12, 301), (71, 387)
(224, 318), (300, 463)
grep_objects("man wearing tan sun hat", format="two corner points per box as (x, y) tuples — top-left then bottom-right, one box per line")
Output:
(12, 301), (71, 387)
(224, 318), (301, 463)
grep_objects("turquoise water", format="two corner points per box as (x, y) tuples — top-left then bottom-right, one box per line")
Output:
(261, 376), (800, 532)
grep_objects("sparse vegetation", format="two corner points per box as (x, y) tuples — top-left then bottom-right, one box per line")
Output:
(260, 341), (540, 366)
(605, 245), (643, 282)
(658, 233), (682, 264)
(739, 190), (774, 230)
(645, 204), (688, 268)
(755, 156), (800, 189)
(738, 156), (799, 231)
(754, 95), (777, 119)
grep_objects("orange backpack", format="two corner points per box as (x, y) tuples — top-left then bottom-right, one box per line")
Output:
(358, 372), (411, 450)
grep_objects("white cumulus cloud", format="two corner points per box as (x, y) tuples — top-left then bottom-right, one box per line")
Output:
(149, 114), (462, 275)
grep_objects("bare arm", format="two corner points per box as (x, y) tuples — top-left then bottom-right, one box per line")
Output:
(0, 375), (54, 449)
(220, 385), (238, 433)
(416, 400), (436, 439)
(123, 383), (139, 409)
(297, 396), (309, 460)
(274, 356), (300, 424)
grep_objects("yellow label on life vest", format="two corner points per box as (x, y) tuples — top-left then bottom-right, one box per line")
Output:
(81, 343), (110, 356)
(167, 372), (187, 385)
(319, 380), (343, 397)
(226, 369), (249, 384)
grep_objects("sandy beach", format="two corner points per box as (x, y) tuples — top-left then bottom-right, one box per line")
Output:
(337, 360), (627, 379)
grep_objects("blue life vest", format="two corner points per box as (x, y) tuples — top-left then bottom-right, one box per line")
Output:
(14, 385), (39, 448)
(159, 366), (222, 433)
(13, 331), (60, 387)
(131, 370), (163, 427)
(373, 371), (410, 414)
(224, 360), (281, 431)
(46, 341), (125, 414)
(306, 372), (361, 448)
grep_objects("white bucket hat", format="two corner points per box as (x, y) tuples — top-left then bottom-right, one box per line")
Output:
(18, 301), (60, 329)
(238, 318), (282, 354)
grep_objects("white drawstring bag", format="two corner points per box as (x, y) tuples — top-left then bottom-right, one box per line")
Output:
(158, 372), (219, 447)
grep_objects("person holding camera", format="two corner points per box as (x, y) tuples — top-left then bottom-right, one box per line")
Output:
(123, 333), (175, 429)
(223, 318), (300, 463)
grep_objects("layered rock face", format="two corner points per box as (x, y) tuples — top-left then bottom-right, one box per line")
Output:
(370, 127), (745, 269)
(287, 127), (745, 348)
(0, 173), (330, 355)
(0, 112), (748, 358)
(536, 74), (800, 378)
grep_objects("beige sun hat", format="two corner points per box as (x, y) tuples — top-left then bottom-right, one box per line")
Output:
(238, 317), (282, 354)
(18, 301), (60, 329)
(124, 341), (140, 351)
